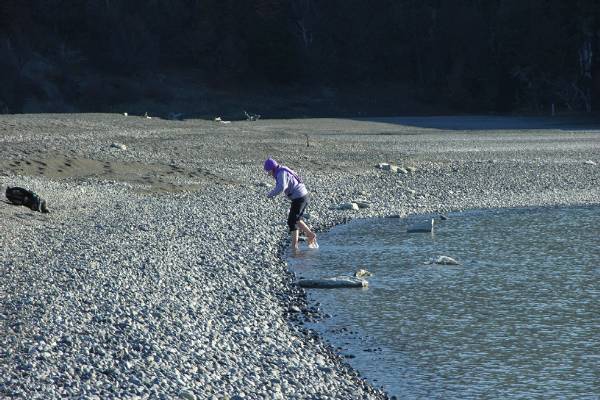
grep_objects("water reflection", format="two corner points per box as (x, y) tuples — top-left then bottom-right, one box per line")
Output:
(288, 206), (600, 399)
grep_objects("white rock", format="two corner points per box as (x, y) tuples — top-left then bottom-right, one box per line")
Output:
(215, 116), (231, 124)
(434, 256), (460, 265)
(351, 200), (371, 209)
(584, 160), (597, 166)
(354, 269), (372, 278)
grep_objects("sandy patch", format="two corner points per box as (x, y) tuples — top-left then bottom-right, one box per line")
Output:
(0, 152), (236, 194)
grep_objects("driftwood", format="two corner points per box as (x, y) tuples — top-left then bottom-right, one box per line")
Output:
(298, 276), (368, 289)
(407, 218), (434, 233)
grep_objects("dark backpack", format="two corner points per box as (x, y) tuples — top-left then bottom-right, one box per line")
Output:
(5, 186), (49, 213)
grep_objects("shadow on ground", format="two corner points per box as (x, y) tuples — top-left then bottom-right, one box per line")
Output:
(354, 115), (600, 131)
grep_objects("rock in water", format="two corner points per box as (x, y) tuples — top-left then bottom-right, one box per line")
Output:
(407, 219), (434, 233)
(354, 269), (372, 278)
(434, 256), (460, 265)
(298, 277), (368, 289)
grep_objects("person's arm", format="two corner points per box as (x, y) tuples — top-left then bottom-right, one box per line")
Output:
(267, 172), (288, 198)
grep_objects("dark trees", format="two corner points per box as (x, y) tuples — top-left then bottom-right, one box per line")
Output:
(0, 0), (598, 114)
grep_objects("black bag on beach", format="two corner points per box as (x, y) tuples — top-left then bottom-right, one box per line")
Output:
(5, 186), (49, 213)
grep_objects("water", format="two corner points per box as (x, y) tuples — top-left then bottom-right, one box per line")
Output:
(289, 206), (600, 399)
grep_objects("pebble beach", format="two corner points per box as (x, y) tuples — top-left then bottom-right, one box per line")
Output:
(1, 114), (599, 399)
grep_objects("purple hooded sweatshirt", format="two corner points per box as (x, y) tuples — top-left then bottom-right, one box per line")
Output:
(267, 166), (308, 200)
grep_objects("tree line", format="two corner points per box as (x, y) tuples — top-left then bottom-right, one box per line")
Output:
(0, 0), (598, 114)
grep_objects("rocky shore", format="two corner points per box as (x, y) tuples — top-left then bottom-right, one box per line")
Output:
(1, 114), (598, 399)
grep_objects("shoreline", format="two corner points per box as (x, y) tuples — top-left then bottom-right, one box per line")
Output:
(1, 114), (598, 399)
(288, 203), (600, 398)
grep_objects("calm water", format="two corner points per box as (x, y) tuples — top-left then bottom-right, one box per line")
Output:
(289, 206), (600, 399)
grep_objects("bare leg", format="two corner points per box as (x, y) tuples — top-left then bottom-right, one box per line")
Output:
(297, 220), (316, 245)
(291, 229), (300, 250)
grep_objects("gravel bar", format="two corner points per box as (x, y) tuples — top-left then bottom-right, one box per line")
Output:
(1, 114), (599, 399)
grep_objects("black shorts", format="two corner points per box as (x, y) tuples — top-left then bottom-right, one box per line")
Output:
(288, 195), (309, 232)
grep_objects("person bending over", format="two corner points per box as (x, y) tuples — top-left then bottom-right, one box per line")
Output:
(264, 158), (317, 250)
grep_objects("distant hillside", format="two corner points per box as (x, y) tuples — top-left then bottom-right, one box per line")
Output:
(1, 1), (599, 115)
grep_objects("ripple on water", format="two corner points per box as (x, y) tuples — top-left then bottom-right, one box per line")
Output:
(289, 206), (600, 399)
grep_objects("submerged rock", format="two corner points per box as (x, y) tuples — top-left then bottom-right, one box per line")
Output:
(425, 256), (460, 265)
(298, 277), (368, 289)
(407, 219), (434, 233)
